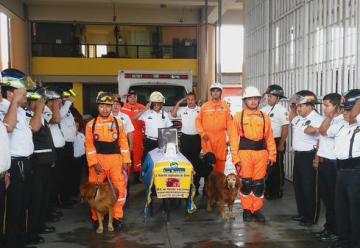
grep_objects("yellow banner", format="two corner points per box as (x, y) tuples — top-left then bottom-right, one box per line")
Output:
(154, 161), (193, 198)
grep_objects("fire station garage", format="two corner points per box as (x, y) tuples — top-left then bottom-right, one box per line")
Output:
(0, 0), (360, 247)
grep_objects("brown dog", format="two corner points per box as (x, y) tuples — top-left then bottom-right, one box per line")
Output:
(80, 182), (118, 233)
(206, 171), (240, 220)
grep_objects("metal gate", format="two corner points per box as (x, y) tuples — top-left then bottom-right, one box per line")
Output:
(244, 0), (360, 180)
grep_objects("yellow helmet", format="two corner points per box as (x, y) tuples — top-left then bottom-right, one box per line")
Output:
(149, 91), (165, 103)
(96, 91), (114, 105)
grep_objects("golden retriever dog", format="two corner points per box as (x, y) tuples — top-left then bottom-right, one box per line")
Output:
(80, 182), (118, 233)
(206, 171), (240, 220)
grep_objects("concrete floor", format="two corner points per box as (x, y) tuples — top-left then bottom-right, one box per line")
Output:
(37, 182), (330, 248)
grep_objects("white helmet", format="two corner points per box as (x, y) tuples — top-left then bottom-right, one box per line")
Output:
(242, 86), (262, 99)
(209, 82), (223, 91)
(149, 91), (165, 103)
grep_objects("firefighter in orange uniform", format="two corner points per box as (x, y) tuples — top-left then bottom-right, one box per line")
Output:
(196, 82), (232, 174)
(85, 92), (131, 229)
(230, 86), (276, 223)
(121, 90), (145, 182)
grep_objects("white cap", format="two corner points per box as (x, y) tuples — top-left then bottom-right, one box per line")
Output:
(209, 82), (223, 91)
(149, 91), (165, 103)
(242, 86), (262, 99)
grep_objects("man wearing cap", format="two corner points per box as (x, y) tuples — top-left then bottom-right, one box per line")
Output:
(0, 68), (42, 248)
(329, 89), (360, 248)
(230, 86), (276, 223)
(58, 90), (77, 207)
(0, 84), (11, 248)
(261, 84), (289, 199)
(289, 90), (324, 227)
(121, 90), (145, 182)
(134, 91), (173, 159)
(85, 92), (131, 230)
(196, 83), (232, 174)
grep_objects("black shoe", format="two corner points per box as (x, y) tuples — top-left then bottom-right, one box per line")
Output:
(243, 210), (253, 222)
(253, 211), (265, 223)
(47, 215), (60, 223)
(315, 229), (329, 237)
(299, 220), (314, 227)
(27, 235), (45, 245)
(113, 219), (124, 230)
(92, 220), (99, 230)
(39, 226), (56, 234)
(52, 210), (63, 218)
(291, 215), (303, 221)
(320, 233), (338, 242)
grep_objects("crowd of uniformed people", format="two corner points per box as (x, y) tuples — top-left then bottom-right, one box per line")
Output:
(0, 67), (359, 248)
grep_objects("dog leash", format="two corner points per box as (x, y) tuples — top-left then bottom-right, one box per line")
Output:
(106, 175), (118, 201)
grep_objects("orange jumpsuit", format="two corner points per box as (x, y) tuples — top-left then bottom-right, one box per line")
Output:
(196, 100), (232, 173)
(85, 115), (131, 220)
(121, 103), (145, 173)
(230, 109), (276, 213)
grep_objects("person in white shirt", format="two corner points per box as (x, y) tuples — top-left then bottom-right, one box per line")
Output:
(171, 92), (201, 193)
(58, 92), (77, 207)
(135, 91), (172, 159)
(331, 89), (360, 248)
(112, 97), (134, 150)
(289, 90), (324, 227)
(43, 90), (66, 221)
(261, 84), (289, 200)
(0, 68), (43, 248)
(72, 120), (86, 198)
(0, 85), (11, 247)
(314, 93), (343, 242)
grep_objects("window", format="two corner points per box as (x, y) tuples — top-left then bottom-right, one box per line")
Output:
(96, 45), (107, 58)
(0, 12), (9, 70)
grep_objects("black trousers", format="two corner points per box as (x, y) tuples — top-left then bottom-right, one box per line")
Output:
(180, 134), (201, 188)
(143, 138), (158, 161)
(293, 151), (320, 223)
(335, 169), (360, 248)
(70, 155), (85, 197)
(49, 148), (64, 212)
(318, 158), (337, 233)
(266, 138), (285, 197)
(0, 176), (5, 248)
(60, 142), (75, 202)
(5, 157), (32, 248)
(28, 160), (52, 239)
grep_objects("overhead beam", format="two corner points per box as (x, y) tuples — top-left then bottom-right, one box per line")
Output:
(207, 0), (243, 23)
(0, 0), (25, 19)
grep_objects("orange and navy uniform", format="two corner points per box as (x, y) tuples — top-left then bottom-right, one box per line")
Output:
(121, 102), (145, 172)
(196, 100), (232, 173)
(230, 109), (276, 213)
(85, 115), (131, 220)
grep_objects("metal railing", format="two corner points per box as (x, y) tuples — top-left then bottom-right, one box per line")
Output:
(31, 43), (197, 59)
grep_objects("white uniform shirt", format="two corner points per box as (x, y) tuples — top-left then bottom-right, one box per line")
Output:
(333, 122), (360, 160)
(261, 103), (289, 138)
(0, 121), (10, 173)
(114, 112), (135, 134)
(43, 105), (66, 148)
(317, 115), (344, 160)
(291, 110), (324, 151)
(139, 109), (173, 139)
(60, 101), (76, 142)
(177, 106), (200, 135)
(357, 114), (360, 124)
(0, 99), (34, 157)
(73, 132), (85, 158)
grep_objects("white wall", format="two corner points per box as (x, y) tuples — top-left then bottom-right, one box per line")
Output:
(28, 4), (199, 24)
